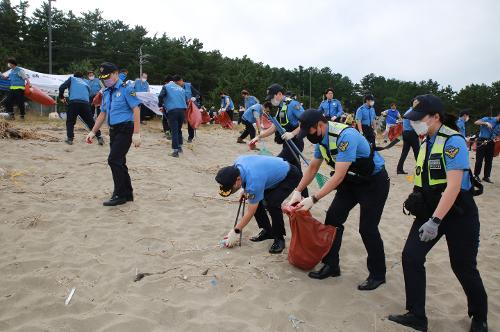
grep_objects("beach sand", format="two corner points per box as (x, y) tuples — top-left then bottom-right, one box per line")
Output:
(0, 116), (498, 332)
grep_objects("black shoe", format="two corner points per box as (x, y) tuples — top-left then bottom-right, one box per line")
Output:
(482, 177), (493, 184)
(65, 139), (73, 145)
(308, 264), (341, 280)
(397, 170), (408, 175)
(103, 195), (127, 206)
(165, 132), (172, 140)
(269, 238), (285, 254)
(388, 312), (428, 332)
(125, 195), (134, 202)
(187, 138), (193, 143)
(474, 175), (482, 183)
(237, 137), (246, 144)
(20, 115), (25, 120)
(7, 113), (15, 120)
(358, 277), (386, 290)
(97, 136), (104, 146)
(249, 229), (274, 242)
(170, 151), (179, 158)
(470, 318), (488, 332)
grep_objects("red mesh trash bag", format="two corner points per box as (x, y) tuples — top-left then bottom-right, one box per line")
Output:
(24, 84), (55, 106)
(283, 206), (337, 270)
(494, 139), (500, 158)
(388, 123), (403, 141)
(92, 92), (102, 106)
(261, 114), (272, 129)
(186, 100), (202, 129)
(216, 111), (233, 129)
(201, 110), (211, 124)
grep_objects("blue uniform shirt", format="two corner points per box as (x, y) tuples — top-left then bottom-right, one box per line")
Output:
(318, 99), (343, 118)
(385, 109), (400, 125)
(160, 81), (187, 111)
(134, 79), (149, 93)
(221, 95), (234, 110)
(101, 79), (140, 125)
(59, 77), (90, 103)
(402, 108), (414, 132)
(279, 98), (304, 127)
(244, 95), (259, 109)
(456, 118), (466, 137)
(8, 67), (26, 87)
(314, 126), (385, 175)
(85, 78), (101, 97)
(235, 155), (290, 204)
(355, 104), (376, 126)
(242, 104), (263, 124)
(426, 132), (471, 190)
(478, 117), (499, 139)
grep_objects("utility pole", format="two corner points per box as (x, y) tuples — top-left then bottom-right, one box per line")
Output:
(48, 0), (55, 74)
(309, 69), (312, 108)
(139, 45), (150, 77)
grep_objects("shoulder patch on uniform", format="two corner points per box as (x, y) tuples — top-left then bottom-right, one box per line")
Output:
(130, 90), (136, 97)
(244, 193), (255, 200)
(338, 141), (349, 152)
(444, 146), (459, 159)
(294, 104), (301, 110)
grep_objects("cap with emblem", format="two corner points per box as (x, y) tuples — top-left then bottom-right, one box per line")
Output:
(98, 62), (119, 79)
(215, 166), (240, 197)
(297, 109), (327, 139)
(265, 83), (285, 101)
(404, 94), (444, 121)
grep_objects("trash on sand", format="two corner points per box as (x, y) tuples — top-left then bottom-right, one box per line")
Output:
(209, 278), (218, 286)
(288, 315), (305, 330)
(65, 287), (76, 306)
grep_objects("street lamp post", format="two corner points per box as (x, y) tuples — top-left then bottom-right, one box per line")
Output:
(48, 0), (56, 74)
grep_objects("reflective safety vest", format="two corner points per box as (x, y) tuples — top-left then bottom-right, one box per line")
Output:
(414, 125), (462, 188)
(275, 97), (293, 128)
(318, 121), (375, 177)
(9, 67), (26, 90)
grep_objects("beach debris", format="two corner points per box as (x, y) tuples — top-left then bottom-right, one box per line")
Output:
(201, 268), (209, 275)
(254, 266), (279, 280)
(0, 168), (6, 178)
(288, 315), (305, 330)
(0, 119), (59, 141)
(65, 287), (76, 306)
(134, 267), (180, 282)
(209, 278), (218, 286)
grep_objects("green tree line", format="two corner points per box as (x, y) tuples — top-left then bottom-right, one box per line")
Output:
(1, 0), (498, 130)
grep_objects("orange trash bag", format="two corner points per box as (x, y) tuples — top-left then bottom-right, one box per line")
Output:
(24, 84), (55, 106)
(283, 205), (337, 270)
(186, 100), (202, 129)
(216, 111), (233, 129)
(494, 139), (500, 157)
(261, 114), (272, 129)
(201, 110), (211, 124)
(388, 123), (403, 141)
(92, 92), (102, 106)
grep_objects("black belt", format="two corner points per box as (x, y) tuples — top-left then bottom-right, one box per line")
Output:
(109, 121), (134, 129)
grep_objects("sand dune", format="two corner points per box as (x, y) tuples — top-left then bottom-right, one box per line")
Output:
(0, 117), (498, 332)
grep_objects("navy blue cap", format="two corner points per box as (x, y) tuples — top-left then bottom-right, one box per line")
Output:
(297, 109), (327, 139)
(404, 94), (444, 121)
(265, 83), (285, 101)
(98, 62), (119, 79)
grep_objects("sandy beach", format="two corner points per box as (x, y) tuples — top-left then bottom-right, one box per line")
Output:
(0, 116), (498, 332)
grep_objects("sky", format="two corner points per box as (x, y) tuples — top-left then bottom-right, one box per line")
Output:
(26, 0), (500, 90)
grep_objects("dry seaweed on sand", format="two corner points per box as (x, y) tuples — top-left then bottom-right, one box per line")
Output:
(0, 119), (60, 142)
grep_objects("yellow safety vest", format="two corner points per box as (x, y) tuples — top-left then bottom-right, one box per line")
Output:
(318, 121), (350, 170)
(275, 97), (293, 127)
(414, 125), (461, 188)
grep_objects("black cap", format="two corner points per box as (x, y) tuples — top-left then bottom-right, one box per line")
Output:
(364, 94), (374, 102)
(172, 74), (182, 82)
(7, 58), (17, 66)
(265, 83), (285, 101)
(98, 62), (119, 79)
(459, 110), (470, 117)
(297, 109), (327, 139)
(215, 166), (240, 197)
(404, 94), (444, 121)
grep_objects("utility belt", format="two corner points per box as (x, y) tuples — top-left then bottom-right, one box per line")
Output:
(109, 121), (134, 131)
(333, 166), (384, 185)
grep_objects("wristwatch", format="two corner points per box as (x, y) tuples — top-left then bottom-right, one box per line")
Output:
(430, 216), (442, 225)
(234, 228), (241, 234)
(311, 195), (319, 204)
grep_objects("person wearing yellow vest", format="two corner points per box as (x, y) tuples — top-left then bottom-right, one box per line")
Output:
(388, 95), (488, 332)
(1, 58), (30, 120)
(288, 109), (390, 291)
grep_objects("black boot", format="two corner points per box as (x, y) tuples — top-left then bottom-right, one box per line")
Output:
(250, 229), (273, 242)
(308, 264), (341, 280)
(388, 312), (428, 332)
(268, 238), (285, 254)
(103, 195), (127, 206)
(470, 318), (488, 332)
(358, 276), (386, 291)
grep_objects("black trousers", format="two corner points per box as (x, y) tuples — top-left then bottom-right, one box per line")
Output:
(167, 109), (185, 150)
(5, 89), (25, 116)
(140, 104), (155, 121)
(226, 109), (234, 121)
(361, 125), (376, 148)
(108, 121), (134, 198)
(254, 165), (301, 239)
(162, 113), (170, 133)
(397, 130), (420, 172)
(402, 192), (487, 320)
(66, 102), (101, 140)
(187, 122), (195, 140)
(474, 139), (494, 178)
(278, 136), (309, 197)
(237, 110), (244, 124)
(239, 119), (256, 140)
(323, 169), (390, 280)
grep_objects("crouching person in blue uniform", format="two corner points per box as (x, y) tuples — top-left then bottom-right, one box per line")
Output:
(215, 155), (301, 253)
(288, 109), (390, 291)
(388, 95), (488, 332)
(86, 63), (142, 206)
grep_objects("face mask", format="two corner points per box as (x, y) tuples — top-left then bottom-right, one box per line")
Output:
(410, 120), (429, 135)
(271, 97), (280, 107)
(306, 133), (322, 144)
(88, 76), (95, 80)
(7, 63), (12, 69)
(141, 78), (146, 82)
(369, 101), (375, 107)
(103, 78), (115, 87)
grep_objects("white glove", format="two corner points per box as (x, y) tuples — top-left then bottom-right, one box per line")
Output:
(132, 133), (141, 147)
(224, 229), (240, 248)
(190, 97), (196, 102)
(281, 132), (295, 141)
(485, 122), (493, 129)
(298, 196), (315, 211)
(288, 190), (302, 206)
(86, 131), (95, 144)
(250, 135), (260, 145)
(418, 218), (440, 242)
